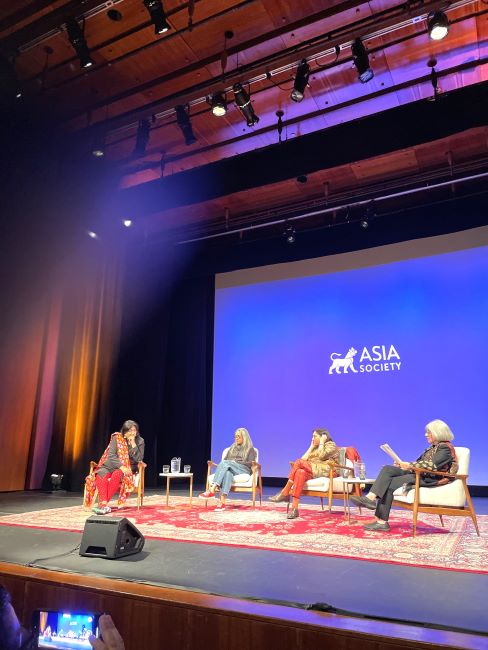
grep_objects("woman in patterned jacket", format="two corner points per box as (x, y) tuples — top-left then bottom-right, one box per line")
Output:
(84, 420), (145, 515)
(351, 419), (457, 532)
(269, 428), (339, 519)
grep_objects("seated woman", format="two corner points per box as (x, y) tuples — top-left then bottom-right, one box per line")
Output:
(199, 428), (256, 510)
(351, 419), (457, 532)
(269, 428), (339, 519)
(85, 419), (145, 515)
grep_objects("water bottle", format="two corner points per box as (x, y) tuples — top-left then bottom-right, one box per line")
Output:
(171, 457), (181, 473)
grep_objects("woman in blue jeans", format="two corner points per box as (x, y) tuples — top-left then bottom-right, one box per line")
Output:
(199, 428), (257, 510)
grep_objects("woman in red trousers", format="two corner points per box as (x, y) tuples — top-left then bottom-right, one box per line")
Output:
(269, 428), (339, 519)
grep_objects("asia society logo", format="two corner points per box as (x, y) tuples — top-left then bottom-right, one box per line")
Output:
(328, 346), (401, 374)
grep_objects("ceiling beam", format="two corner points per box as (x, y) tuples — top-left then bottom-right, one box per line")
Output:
(65, 0), (450, 134)
(0, 0), (119, 56)
(114, 80), (488, 217)
(118, 54), (488, 173)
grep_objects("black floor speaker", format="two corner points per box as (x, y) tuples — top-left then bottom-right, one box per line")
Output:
(79, 516), (145, 559)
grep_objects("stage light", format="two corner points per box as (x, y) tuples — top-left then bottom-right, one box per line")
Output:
(360, 218), (369, 229)
(351, 38), (373, 83)
(291, 59), (310, 103)
(233, 82), (259, 127)
(87, 230), (98, 239)
(133, 118), (151, 156)
(208, 92), (227, 117)
(91, 131), (105, 157)
(50, 474), (64, 491)
(143, 0), (170, 35)
(66, 17), (94, 68)
(123, 219), (133, 227)
(284, 226), (296, 244)
(428, 11), (449, 41)
(175, 105), (197, 145)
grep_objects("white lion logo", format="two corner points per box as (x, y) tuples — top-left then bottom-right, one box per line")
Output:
(328, 347), (358, 374)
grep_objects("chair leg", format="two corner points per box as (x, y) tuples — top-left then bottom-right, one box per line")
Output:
(412, 477), (420, 537)
(320, 497), (324, 511)
(463, 479), (480, 536)
(252, 484), (256, 508)
(438, 514), (444, 528)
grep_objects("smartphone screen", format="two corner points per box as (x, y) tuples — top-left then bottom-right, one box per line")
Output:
(33, 610), (100, 649)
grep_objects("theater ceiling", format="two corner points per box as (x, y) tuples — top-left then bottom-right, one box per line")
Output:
(1, 0), (487, 239)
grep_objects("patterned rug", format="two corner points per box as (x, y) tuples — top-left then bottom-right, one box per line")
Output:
(0, 495), (486, 573)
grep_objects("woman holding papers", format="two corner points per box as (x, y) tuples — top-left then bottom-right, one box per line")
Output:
(268, 428), (339, 519)
(351, 419), (457, 531)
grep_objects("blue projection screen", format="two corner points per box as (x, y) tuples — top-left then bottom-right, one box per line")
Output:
(212, 228), (488, 485)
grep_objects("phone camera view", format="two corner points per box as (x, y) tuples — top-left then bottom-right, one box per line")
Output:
(37, 611), (99, 649)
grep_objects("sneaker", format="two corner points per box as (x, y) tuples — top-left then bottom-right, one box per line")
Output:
(363, 521), (390, 532)
(268, 492), (289, 503)
(215, 503), (226, 510)
(286, 508), (299, 519)
(92, 505), (111, 515)
(350, 495), (376, 510)
(199, 490), (216, 499)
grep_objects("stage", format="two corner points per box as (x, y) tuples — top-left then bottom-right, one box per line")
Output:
(1, 488), (487, 642)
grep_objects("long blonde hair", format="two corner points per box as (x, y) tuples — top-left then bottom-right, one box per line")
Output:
(228, 427), (253, 456)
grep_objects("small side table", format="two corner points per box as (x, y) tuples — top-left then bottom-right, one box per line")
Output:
(342, 477), (375, 524)
(158, 472), (193, 507)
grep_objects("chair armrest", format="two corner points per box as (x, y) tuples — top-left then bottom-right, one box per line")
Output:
(251, 461), (261, 472)
(207, 460), (218, 468)
(137, 461), (147, 470)
(411, 467), (465, 479)
(89, 461), (97, 473)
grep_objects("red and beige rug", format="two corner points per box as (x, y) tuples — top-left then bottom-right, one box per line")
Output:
(0, 495), (486, 573)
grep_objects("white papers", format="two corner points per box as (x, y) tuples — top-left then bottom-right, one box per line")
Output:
(380, 443), (403, 464)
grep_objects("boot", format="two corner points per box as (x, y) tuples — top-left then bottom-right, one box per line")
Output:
(286, 508), (299, 519)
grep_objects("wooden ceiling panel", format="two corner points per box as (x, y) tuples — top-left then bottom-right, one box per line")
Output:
(351, 149), (419, 180)
(176, 2), (280, 60)
(1, 0), (485, 238)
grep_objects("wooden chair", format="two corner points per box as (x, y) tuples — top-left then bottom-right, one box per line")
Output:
(83, 460), (146, 510)
(392, 446), (479, 536)
(287, 447), (362, 512)
(205, 448), (263, 507)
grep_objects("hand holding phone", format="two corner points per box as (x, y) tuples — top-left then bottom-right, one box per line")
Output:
(89, 615), (125, 650)
(33, 609), (101, 649)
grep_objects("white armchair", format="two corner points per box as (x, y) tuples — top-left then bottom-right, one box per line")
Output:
(206, 447), (262, 507)
(289, 447), (362, 512)
(392, 446), (479, 536)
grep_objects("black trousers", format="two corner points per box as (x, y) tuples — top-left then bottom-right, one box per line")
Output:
(371, 465), (416, 521)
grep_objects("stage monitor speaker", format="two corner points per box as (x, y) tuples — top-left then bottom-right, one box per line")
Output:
(79, 516), (145, 559)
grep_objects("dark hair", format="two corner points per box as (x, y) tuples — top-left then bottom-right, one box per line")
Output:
(313, 428), (332, 441)
(121, 420), (139, 436)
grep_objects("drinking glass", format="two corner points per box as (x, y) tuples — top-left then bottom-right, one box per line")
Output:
(184, 465), (191, 473)
(162, 465), (170, 474)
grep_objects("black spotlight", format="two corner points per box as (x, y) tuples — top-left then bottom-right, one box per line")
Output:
(428, 11), (449, 41)
(50, 474), (64, 491)
(352, 38), (373, 83)
(284, 226), (296, 244)
(133, 118), (151, 156)
(208, 92), (227, 117)
(144, 0), (170, 35)
(66, 17), (94, 68)
(291, 59), (310, 103)
(233, 82), (259, 127)
(175, 105), (197, 145)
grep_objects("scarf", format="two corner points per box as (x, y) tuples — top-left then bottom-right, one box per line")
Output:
(83, 432), (135, 508)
